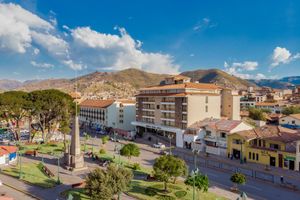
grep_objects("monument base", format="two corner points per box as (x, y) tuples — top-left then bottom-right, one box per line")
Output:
(64, 153), (86, 171)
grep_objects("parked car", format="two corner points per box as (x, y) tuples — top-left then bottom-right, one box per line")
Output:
(153, 142), (166, 149)
(160, 150), (171, 155)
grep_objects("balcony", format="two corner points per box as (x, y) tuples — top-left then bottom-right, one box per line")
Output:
(161, 110), (175, 113)
(161, 118), (175, 122)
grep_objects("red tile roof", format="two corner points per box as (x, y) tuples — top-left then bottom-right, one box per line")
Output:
(80, 99), (115, 108)
(187, 118), (244, 132)
(235, 125), (300, 143)
(0, 146), (17, 156)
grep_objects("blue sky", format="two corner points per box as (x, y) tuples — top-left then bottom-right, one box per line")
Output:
(0, 0), (300, 81)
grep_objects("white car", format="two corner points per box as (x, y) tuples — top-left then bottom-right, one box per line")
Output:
(153, 143), (166, 149)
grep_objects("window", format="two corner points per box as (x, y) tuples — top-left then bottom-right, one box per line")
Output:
(284, 159), (288, 168)
(252, 153), (255, 160)
(220, 132), (226, 138)
(263, 140), (266, 147)
(233, 139), (241, 144)
(205, 105), (208, 112)
(256, 153), (259, 161)
(249, 152), (251, 159)
(259, 140), (261, 147)
(206, 130), (212, 136)
(292, 120), (295, 124)
(205, 96), (208, 103)
(253, 139), (257, 146)
(156, 105), (160, 109)
(270, 143), (280, 150)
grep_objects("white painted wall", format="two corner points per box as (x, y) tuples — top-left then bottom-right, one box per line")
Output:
(279, 116), (300, 126)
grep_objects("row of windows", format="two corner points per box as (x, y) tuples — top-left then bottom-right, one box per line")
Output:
(249, 152), (259, 161)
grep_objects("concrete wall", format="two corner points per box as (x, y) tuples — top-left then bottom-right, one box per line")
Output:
(187, 95), (221, 127)
(120, 103), (136, 130)
(279, 116), (300, 126)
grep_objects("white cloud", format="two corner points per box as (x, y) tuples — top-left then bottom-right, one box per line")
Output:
(0, 3), (179, 73)
(271, 46), (300, 67)
(31, 61), (54, 68)
(70, 26), (179, 73)
(193, 17), (217, 31)
(0, 3), (53, 53)
(224, 61), (263, 79)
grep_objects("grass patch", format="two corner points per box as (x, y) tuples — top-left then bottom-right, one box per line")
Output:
(2, 162), (57, 188)
(127, 180), (228, 200)
(61, 188), (89, 200)
(19, 142), (64, 155)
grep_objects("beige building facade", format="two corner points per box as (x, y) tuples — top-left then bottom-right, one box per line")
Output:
(132, 75), (241, 148)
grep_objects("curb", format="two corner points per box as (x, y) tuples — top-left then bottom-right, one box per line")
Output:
(3, 182), (41, 200)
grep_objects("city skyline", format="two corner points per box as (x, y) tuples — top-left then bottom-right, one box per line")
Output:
(0, 0), (300, 81)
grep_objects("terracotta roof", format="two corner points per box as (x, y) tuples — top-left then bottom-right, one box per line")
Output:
(80, 99), (115, 108)
(187, 118), (244, 132)
(235, 125), (300, 143)
(256, 102), (279, 106)
(140, 82), (220, 91)
(117, 99), (136, 104)
(289, 113), (300, 120)
(0, 146), (17, 156)
(136, 92), (220, 97)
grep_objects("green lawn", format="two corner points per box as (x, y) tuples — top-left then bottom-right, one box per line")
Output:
(2, 162), (58, 188)
(127, 180), (228, 200)
(19, 142), (64, 155)
(61, 188), (89, 200)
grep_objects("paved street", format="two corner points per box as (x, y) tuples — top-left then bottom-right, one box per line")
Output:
(0, 132), (299, 200)
(0, 184), (35, 200)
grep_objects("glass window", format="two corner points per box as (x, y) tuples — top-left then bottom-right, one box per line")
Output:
(256, 153), (259, 161)
(205, 105), (208, 112)
(221, 132), (226, 138)
(249, 152), (251, 159)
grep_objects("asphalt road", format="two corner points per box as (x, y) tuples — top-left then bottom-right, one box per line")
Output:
(0, 184), (35, 200)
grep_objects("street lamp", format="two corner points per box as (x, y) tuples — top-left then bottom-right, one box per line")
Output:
(18, 151), (22, 179)
(192, 149), (200, 200)
(53, 152), (62, 184)
(167, 134), (173, 155)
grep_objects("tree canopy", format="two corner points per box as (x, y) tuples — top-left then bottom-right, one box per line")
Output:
(85, 165), (133, 200)
(153, 155), (187, 191)
(0, 89), (75, 142)
(248, 107), (266, 121)
(120, 143), (140, 160)
(185, 172), (209, 193)
(230, 173), (246, 185)
(282, 106), (300, 115)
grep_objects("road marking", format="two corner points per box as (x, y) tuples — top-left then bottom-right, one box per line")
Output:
(244, 184), (263, 191)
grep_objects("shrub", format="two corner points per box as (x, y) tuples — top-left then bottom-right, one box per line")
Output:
(230, 173), (246, 185)
(174, 190), (187, 198)
(157, 195), (176, 200)
(99, 149), (106, 154)
(144, 187), (157, 196)
(132, 163), (141, 170)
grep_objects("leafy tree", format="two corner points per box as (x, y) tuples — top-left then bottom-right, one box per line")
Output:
(230, 173), (246, 190)
(120, 143), (140, 160)
(85, 165), (133, 200)
(282, 106), (300, 115)
(248, 108), (266, 121)
(27, 89), (75, 142)
(185, 172), (209, 193)
(0, 91), (31, 140)
(153, 155), (187, 191)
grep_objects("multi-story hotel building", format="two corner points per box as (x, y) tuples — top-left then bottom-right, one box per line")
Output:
(79, 99), (136, 131)
(132, 75), (241, 148)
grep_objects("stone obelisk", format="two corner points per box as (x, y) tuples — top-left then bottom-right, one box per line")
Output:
(64, 116), (85, 170)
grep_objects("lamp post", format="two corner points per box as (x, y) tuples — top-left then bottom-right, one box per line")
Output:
(192, 149), (200, 200)
(167, 134), (173, 155)
(18, 151), (22, 179)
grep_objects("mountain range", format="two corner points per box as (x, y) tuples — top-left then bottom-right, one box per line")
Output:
(249, 76), (300, 89)
(0, 68), (278, 97)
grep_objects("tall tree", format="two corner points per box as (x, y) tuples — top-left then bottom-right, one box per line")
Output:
(185, 172), (209, 194)
(153, 155), (187, 191)
(27, 89), (75, 142)
(0, 91), (30, 140)
(85, 165), (133, 200)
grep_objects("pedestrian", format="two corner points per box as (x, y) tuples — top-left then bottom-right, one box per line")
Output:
(280, 175), (284, 184)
